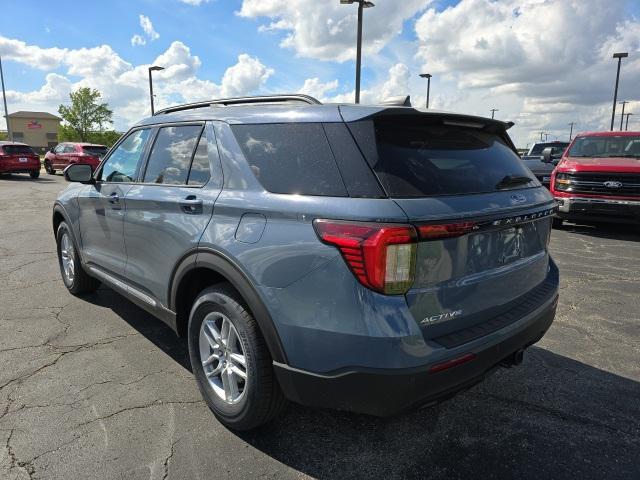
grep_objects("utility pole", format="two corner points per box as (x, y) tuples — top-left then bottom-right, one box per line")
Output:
(610, 52), (628, 131)
(0, 55), (11, 142)
(539, 131), (546, 142)
(619, 101), (628, 131)
(544, 133), (549, 142)
(568, 122), (575, 140)
(490, 108), (498, 119)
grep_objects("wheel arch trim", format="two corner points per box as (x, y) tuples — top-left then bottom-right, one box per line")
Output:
(170, 247), (288, 364)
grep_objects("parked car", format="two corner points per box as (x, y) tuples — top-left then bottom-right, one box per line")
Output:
(521, 141), (569, 187)
(0, 141), (41, 179)
(44, 142), (108, 175)
(551, 131), (640, 226)
(53, 94), (559, 430)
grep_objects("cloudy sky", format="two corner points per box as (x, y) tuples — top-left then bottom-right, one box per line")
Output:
(1, 0), (639, 147)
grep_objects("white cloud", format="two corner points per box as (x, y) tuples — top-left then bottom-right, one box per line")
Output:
(298, 78), (339, 100)
(237, 0), (428, 62)
(413, 0), (640, 144)
(0, 37), (67, 70)
(131, 34), (146, 47)
(0, 35), (273, 130)
(139, 15), (159, 41)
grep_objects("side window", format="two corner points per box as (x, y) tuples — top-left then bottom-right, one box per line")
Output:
(143, 125), (203, 185)
(99, 129), (151, 183)
(64, 144), (76, 153)
(54, 145), (65, 154)
(230, 123), (347, 196)
(187, 132), (210, 186)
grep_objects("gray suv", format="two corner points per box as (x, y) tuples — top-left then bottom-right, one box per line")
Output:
(53, 95), (559, 430)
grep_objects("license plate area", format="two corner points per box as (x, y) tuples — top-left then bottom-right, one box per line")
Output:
(19, 157), (28, 163)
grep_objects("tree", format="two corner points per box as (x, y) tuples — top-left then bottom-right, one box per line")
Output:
(58, 124), (122, 147)
(58, 88), (113, 142)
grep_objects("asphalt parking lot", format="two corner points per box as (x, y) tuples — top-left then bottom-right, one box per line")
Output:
(1, 172), (639, 480)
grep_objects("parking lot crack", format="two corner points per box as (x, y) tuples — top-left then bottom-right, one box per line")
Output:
(78, 399), (204, 428)
(161, 437), (179, 480)
(5, 429), (36, 480)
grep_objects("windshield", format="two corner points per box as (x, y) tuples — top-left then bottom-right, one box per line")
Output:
(2, 144), (35, 155)
(82, 146), (108, 158)
(529, 142), (569, 156)
(568, 135), (640, 157)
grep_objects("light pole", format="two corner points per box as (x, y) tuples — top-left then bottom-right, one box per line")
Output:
(625, 113), (633, 131)
(148, 65), (164, 115)
(610, 52), (628, 131)
(544, 133), (549, 142)
(419, 73), (432, 108)
(539, 131), (546, 142)
(0, 55), (11, 142)
(619, 101), (628, 131)
(490, 108), (498, 119)
(341, 0), (375, 104)
(568, 122), (575, 140)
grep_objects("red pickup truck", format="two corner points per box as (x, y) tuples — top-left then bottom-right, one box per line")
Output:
(550, 131), (640, 226)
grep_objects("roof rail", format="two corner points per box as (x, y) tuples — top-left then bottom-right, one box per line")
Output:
(153, 94), (321, 116)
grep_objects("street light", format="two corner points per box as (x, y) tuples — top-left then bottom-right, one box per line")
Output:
(148, 65), (164, 115)
(340, 0), (375, 104)
(419, 74), (432, 108)
(568, 121), (576, 140)
(619, 101), (629, 131)
(490, 108), (498, 119)
(0, 55), (11, 142)
(610, 52), (628, 131)
(625, 113), (633, 131)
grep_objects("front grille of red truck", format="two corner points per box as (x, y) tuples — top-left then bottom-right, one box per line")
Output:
(556, 172), (640, 197)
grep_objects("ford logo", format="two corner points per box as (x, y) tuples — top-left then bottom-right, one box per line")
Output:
(510, 193), (526, 204)
(604, 181), (623, 189)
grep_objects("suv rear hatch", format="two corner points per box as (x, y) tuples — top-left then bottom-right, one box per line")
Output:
(344, 108), (557, 345)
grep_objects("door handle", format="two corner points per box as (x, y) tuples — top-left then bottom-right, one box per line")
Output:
(108, 192), (119, 204)
(180, 195), (202, 213)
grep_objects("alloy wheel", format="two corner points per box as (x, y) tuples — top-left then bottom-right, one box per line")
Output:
(198, 312), (248, 404)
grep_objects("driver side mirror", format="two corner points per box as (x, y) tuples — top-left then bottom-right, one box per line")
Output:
(541, 147), (553, 163)
(64, 164), (94, 184)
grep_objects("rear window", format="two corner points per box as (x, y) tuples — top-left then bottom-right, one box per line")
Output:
(82, 146), (108, 158)
(231, 123), (347, 196)
(529, 142), (569, 155)
(2, 145), (34, 155)
(568, 135), (640, 157)
(348, 118), (534, 197)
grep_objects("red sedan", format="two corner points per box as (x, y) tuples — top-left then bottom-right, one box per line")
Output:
(44, 142), (108, 175)
(0, 141), (41, 179)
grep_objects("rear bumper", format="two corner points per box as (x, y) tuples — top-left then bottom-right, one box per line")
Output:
(555, 195), (640, 224)
(0, 163), (40, 173)
(274, 293), (558, 416)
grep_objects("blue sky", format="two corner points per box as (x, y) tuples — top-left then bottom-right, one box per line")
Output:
(1, 0), (639, 147)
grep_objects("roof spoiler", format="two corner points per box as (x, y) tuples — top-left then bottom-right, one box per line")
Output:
(379, 95), (412, 107)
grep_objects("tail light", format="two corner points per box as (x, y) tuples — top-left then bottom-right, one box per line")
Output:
(313, 219), (417, 295)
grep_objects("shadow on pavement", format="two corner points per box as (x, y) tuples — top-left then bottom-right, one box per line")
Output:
(557, 221), (640, 241)
(83, 288), (640, 480)
(0, 174), (58, 183)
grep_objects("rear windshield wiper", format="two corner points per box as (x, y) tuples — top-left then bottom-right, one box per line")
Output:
(495, 175), (534, 190)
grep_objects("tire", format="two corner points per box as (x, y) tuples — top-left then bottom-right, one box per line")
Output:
(552, 217), (564, 228)
(188, 284), (288, 431)
(56, 222), (100, 295)
(30, 169), (40, 179)
(45, 161), (55, 175)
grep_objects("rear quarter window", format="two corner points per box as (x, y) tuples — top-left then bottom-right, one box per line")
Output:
(348, 118), (534, 197)
(231, 123), (347, 196)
